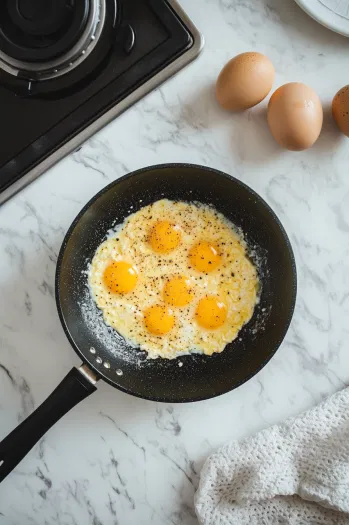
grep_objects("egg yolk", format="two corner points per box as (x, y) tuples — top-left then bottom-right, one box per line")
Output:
(195, 296), (227, 329)
(149, 221), (181, 254)
(163, 276), (193, 307)
(144, 305), (175, 335)
(103, 261), (138, 294)
(189, 241), (221, 273)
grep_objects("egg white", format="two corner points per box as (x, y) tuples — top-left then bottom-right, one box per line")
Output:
(88, 199), (259, 359)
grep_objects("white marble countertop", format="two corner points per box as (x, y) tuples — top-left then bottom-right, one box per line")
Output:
(1, 0), (349, 523)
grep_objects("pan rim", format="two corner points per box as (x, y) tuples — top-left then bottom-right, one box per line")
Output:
(55, 162), (297, 403)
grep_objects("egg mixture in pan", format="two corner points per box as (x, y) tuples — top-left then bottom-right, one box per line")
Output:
(89, 199), (259, 359)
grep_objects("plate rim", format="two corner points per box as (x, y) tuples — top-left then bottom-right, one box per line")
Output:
(295, 0), (349, 37)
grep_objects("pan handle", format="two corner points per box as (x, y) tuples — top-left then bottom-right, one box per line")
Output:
(0, 365), (97, 483)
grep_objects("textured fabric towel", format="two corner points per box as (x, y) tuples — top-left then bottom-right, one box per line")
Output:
(195, 388), (349, 525)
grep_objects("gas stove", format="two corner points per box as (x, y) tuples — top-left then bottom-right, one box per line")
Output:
(0, 0), (203, 204)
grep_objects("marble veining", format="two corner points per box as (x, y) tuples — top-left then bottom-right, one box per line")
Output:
(1, 0), (349, 523)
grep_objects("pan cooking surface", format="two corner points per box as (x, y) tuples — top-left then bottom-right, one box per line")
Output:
(56, 164), (297, 402)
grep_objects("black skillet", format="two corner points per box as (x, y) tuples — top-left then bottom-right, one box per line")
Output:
(0, 163), (297, 482)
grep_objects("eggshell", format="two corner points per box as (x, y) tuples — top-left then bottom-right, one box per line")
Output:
(332, 85), (349, 137)
(267, 82), (323, 151)
(215, 52), (275, 112)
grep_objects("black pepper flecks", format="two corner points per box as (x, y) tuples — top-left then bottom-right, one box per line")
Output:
(89, 198), (258, 358)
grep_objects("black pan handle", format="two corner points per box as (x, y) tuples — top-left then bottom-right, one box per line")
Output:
(0, 366), (97, 482)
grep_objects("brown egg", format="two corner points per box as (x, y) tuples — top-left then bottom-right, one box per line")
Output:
(267, 82), (323, 151)
(215, 52), (275, 112)
(332, 85), (349, 137)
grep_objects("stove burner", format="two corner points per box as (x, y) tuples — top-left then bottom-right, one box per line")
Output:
(0, 0), (107, 80)
(3, 0), (89, 62)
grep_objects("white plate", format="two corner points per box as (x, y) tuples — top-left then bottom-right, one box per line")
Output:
(295, 0), (349, 36)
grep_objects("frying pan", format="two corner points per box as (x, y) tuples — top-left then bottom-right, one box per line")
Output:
(0, 163), (297, 482)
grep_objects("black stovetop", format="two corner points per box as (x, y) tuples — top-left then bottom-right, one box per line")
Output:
(0, 0), (202, 203)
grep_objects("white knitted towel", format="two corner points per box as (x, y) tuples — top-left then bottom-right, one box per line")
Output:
(195, 388), (349, 525)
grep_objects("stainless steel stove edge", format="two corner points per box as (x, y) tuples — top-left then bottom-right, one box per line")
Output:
(0, 0), (204, 206)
